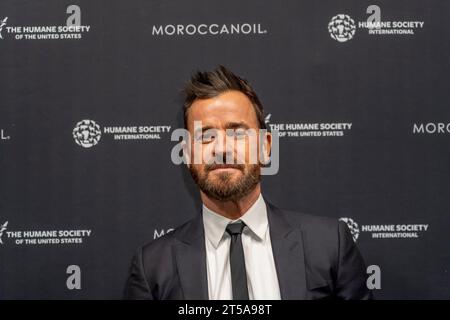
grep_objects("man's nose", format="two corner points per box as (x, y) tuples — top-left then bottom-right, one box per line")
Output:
(212, 131), (234, 160)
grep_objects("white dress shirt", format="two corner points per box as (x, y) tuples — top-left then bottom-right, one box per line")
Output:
(202, 194), (281, 300)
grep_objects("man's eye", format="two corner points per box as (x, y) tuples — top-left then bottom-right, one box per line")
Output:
(228, 129), (247, 139)
(194, 131), (214, 142)
(201, 132), (215, 142)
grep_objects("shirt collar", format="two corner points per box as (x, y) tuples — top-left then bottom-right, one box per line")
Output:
(202, 194), (268, 249)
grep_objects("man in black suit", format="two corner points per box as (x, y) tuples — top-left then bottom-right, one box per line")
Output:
(124, 65), (372, 300)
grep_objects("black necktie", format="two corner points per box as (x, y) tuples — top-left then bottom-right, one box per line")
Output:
(225, 221), (249, 300)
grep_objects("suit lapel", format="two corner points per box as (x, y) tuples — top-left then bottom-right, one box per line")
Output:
(174, 214), (209, 299)
(267, 202), (307, 300)
(172, 201), (307, 300)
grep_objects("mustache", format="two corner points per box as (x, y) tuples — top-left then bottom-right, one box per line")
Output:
(205, 163), (245, 172)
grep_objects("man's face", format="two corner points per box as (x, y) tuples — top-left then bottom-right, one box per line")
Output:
(185, 90), (271, 202)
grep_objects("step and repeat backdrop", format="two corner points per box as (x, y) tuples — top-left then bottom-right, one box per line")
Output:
(0, 0), (449, 299)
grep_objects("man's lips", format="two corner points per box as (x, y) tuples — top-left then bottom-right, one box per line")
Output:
(207, 164), (244, 172)
(211, 166), (239, 170)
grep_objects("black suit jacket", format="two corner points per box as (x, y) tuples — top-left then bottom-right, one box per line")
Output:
(124, 201), (372, 300)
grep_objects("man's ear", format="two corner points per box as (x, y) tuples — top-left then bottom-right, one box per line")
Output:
(181, 140), (191, 166)
(261, 131), (272, 165)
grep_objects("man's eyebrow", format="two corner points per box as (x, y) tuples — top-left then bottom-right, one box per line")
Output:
(195, 122), (250, 133)
(198, 125), (214, 133)
(224, 122), (250, 130)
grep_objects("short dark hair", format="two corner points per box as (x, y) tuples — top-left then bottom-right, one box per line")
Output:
(182, 65), (267, 130)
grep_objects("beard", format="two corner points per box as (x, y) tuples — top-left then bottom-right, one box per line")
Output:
(189, 162), (261, 202)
